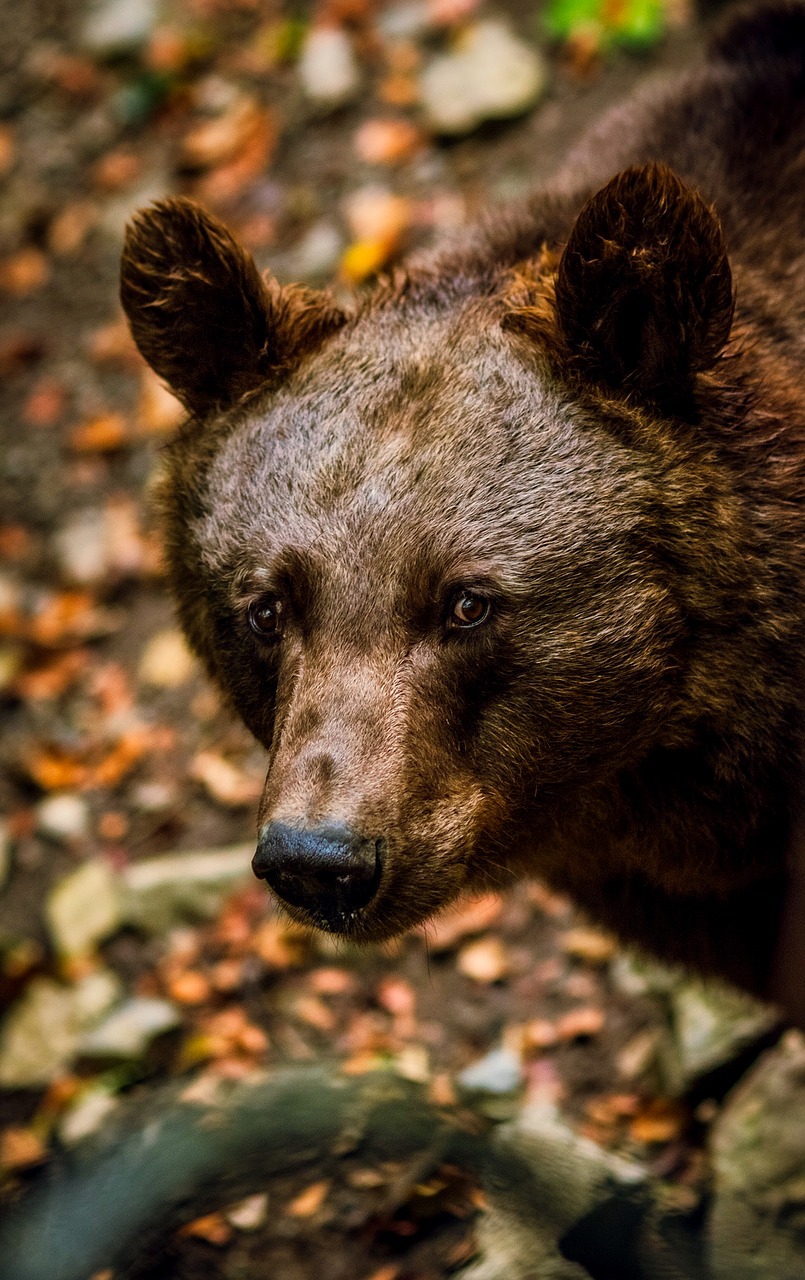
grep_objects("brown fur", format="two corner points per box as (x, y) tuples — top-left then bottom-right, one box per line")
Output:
(121, 4), (805, 998)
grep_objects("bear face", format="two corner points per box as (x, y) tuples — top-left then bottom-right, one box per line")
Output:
(122, 167), (783, 952)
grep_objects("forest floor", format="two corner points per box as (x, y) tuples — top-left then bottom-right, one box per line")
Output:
(0, 2), (768, 1278)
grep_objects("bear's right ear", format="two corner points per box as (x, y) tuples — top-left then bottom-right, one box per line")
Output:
(553, 164), (734, 403)
(120, 198), (347, 418)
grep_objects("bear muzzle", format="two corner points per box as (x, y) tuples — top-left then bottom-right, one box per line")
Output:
(253, 821), (384, 929)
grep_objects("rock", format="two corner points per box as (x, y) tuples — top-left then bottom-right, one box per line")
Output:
(227, 1192), (269, 1231)
(298, 27), (360, 107)
(378, 2), (430, 40)
(459, 1046), (523, 1095)
(36, 792), (90, 843)
(666, 979), (778, 1093)
(420, 21), (547, 136)
(46, 859), (124, 957)
(709, 1030), (805, 1280)
(0, 972), (121, 1088)
(462, 1100), (646, 1280)
(59, 1088), (120, 1145)
(138, 628), (197, 688)
(54, 507), (108, 585)
(81, 0), (157, 58)
(120, 843), (255, 932)
(285, 220), (344, 283)
(80, 997), (181, 1058)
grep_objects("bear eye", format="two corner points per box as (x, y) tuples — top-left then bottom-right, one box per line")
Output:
(449, 590), (492, 629)
(248, 594), (284, 640)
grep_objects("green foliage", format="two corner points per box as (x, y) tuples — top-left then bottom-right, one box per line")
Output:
(544, 0), (666, 50)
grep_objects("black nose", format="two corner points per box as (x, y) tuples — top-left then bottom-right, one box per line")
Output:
(252, 822), (382, 926)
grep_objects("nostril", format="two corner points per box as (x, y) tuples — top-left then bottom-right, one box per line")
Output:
(253, 822), (383, 926)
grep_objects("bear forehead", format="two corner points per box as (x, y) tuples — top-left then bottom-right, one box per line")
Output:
(193, 315), (653, 585)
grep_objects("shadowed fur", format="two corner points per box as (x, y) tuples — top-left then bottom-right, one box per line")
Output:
(120, 197), (346, 416)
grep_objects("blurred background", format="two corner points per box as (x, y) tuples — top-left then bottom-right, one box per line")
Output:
(1, 3), (777, 1278)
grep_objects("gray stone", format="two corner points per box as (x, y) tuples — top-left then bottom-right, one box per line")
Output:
(458, 1046), (523, 1095)
(55, 507), (108, 585)
(81, 0), (156, 57)
(36, 793), (90, 843)
(420, 21), (547, 136)
(80, 997), (181, 1058)
(462, 1101), (646, 1280)
(709, 1030), (805, 1280)
(46, 859), (124, 957)
(298, 28), (360, 108)
(59, 1089), (120, 1145)
(0, 972), (121, 1087)
(121, 843), (255, 932)
(287, 220), (343, 283)
(666, 979), (778, 1093)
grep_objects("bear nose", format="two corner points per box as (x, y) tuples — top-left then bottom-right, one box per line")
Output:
(252, 822), (382, 926)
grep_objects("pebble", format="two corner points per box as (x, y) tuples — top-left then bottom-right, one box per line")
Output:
(80, 996), (181, 1058)
(227, 1193), (269, 1232)
(46, 859), (124, 957)
(298, 27), (360, 107)
(420, 20), (547, 135)
(457, 935), (509, 983)
(81, 0), (157, 57)
(458, 1045), (523, 1094)
(54, 507), (108, 585)
(667, 979), (777, 1091)
(36, 792), (90, 843)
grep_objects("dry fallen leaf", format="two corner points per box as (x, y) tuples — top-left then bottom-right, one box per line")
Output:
(0, 247), (49, 297)
(168, 970), (212, 1006)
(191, 751), (263, 807)
(457, 936), (509, 984)
(629, 1098), (688, 1145)
(178, 1211), (233, 1245)
(555, 1006), (605, 1041)
(285, 1179), (330, 1218)
(0, 1126), (46, 1171)
(308, 966), (354, 995)
(137, 367), (185, 435)
(560, 927), (618, 965)
(139, 629), (196, 688)
(23, 376), (66, 426)
(92, 148), (142, 191)
(354, 118), (423, 164)
(0, 123), (15, 174)
(420, 893), (502, 951)
(69, 413), (128, 454)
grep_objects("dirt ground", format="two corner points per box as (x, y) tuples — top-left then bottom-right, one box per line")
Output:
(0, 2), (748, 1277)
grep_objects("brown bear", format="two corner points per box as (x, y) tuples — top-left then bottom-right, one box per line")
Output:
(120, 4), (805, 1008)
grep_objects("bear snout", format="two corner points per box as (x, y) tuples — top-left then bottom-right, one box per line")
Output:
(253, 821), (384, 928)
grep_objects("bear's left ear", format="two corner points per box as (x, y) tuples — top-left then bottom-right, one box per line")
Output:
(554, 164), (734, 402)
(120, 197), (347, 418)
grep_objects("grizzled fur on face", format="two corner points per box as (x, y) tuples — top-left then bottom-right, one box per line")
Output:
(122, 4), (805, 999)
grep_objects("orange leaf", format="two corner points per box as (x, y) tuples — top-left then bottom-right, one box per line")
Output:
(555, 1006), (605, 1041)
(629, 1098), (688, 1145)
(179, 1212), (232, 1245)
(285, 1179), (330, 1218)
(419, 893), (502, 951)
(69, 413), (128, 454)
(0, 1126), (46, 1170)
